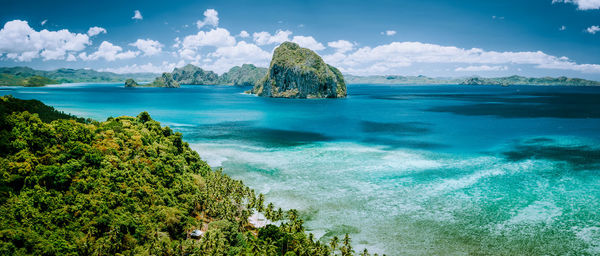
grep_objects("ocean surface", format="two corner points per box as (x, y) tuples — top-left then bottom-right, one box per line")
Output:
(2, 83), (600, 255)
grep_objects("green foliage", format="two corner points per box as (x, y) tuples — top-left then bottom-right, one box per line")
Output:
(150, 73), (180, 88)
(170, 64), (220, 85)
(0, 66), (157, 85)
(219, 64), (268, 86)
(251, 42), (347, 98)
(124, 78), (138, 87)
(0, 97), (351, 255)
(150, 64), (267, 87)
(0, 73), (56, 87)
(0, 95), (86, 124)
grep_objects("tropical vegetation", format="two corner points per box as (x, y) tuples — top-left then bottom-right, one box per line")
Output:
(0, 95), (378, 255)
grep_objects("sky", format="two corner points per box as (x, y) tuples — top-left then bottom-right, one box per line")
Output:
(1, 0), (600, 79)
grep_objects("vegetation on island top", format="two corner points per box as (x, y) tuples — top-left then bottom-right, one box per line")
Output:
(141, 64), (268, 88)
(0, 66), (156, 85)
(124, 78), (139, 87)
(0, 73), (57, 87)
(251, 42), (347, 98)
(0, 95), (379, 256)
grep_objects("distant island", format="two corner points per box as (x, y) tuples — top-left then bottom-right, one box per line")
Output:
(0, 66), (156, 86)
(124, 78), (139, 87)
(250, 42), (347, 98)
(2, 65), (600, 88)
(345, 74), (600, 86)
(137, 64), (268, 88)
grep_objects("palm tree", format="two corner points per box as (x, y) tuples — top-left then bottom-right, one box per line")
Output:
(265, 202), (274, 220)
(360, 248), (371, 256)
(341, 234), (354, 256)
(330, 236), (339, 254)
(276, 208), (284, 221)
(257, 193), (265, 212)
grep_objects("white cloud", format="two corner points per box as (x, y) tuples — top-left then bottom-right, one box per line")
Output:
(328, 40), (354, 53)
(0, 20), (91, 61)
(253, 30), (292, 45)
(87, 26), (107, 37)
(291, 36), (325, 51)
(79, 41), (139, 61)
(181, 28), (236, 48)
(132, 10), (143, 20)
(176, 28), (236, 60)
(196, 9), (219, 29)
(238, 30), (250, 38)
(41, 19), (47, 26)
(129, 39), (163, 56)
(323, 41), (600, 75)
(586, 25), (600, 34)
(384, 30), (397, 36)
(552, 0), (600, 10)
(207, 41), (271, 73)
(455, 65), (508, 71)
(99, 61), (185, 74)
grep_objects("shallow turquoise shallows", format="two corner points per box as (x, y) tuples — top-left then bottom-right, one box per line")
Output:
(2, 83), (600, 255)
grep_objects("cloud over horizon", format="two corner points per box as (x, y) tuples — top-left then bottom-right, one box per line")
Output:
(1, 7), (600, 78)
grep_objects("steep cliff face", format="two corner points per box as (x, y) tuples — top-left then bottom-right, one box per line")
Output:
(251, 42), (346, 98)
(171, 64), (219, 85)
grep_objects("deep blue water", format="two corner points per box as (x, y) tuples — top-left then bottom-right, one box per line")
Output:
(2, 83), (600, 255)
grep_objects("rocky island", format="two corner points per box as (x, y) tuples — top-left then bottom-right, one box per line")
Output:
(150, 72), (180, 88)
(124, 78), (138, 87)
(220, 64), (267, 86)
(251, 42), (347, 98)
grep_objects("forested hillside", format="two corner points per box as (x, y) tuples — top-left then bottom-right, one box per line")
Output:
(0, 95), (367, 256)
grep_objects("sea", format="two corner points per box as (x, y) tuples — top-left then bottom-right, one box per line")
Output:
(2, 83), (599, 255)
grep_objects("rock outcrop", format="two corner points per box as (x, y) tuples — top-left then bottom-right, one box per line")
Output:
(171, 64), (219, 85)
(124, 78), (138, 87)
(150, 73), (180, 88)
(251, 42), (346, 98)
(219, 64), (267, 86)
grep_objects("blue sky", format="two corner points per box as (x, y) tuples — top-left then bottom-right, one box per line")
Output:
(1, 0), (599, 79)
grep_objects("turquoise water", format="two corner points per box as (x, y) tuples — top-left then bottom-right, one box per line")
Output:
(2, 83), (600, 255)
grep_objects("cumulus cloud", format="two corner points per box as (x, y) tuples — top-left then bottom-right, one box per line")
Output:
(383, 30), (397, 36)
(552, 0), (600, 10)
(0, 20), (91, 61)
(87, 26), (107, 37)
(129, 39), (163, 56)
(455, 65), (508, 72)
(238, 30), (250, 38)
(100, 61), (185, 74)
(196, 9), (219, 29)
(207, 41), (271, 73)
(251, 30), (324, 50)
(323, 41), (600, 75)
(586, 25), (600, 34)
(291, 36), (325, 51)
(132, 10), (143, 20)
(79, 41), (139, 61)
(253, 30), (292, 45)
(328, 40), (354, 53)
(176, 28), (236, 60)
